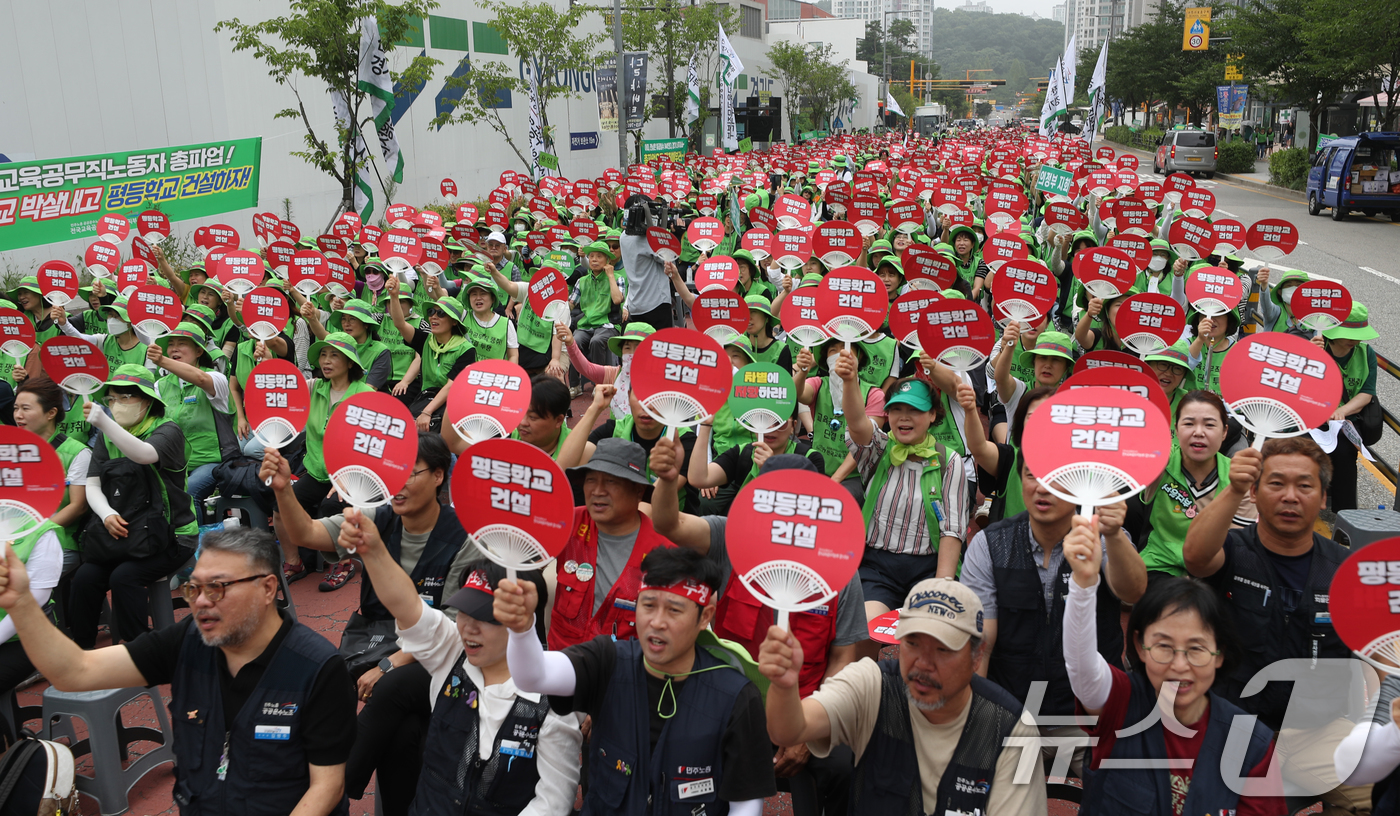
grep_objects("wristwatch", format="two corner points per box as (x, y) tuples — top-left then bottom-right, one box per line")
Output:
(378, 657), (395, 675)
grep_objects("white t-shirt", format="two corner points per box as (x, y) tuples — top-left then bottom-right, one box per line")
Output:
(473, 313), (519, 349)
(0, 530), (61, 643)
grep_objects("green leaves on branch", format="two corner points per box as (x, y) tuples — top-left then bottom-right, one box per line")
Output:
(766, 42), (857, 141)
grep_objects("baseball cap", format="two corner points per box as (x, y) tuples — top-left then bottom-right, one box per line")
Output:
(445, 567), (500, 623)
(885, 379), (935, 412)
(486, 231), (508, 245)
(896, 578), (984, 650)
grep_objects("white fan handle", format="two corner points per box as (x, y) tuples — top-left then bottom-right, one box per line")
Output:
(777, 608), (790, 632)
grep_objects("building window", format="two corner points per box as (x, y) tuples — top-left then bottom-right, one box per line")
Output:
(741, 4), (763, 37)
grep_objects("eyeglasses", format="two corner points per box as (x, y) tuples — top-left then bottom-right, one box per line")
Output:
(1144, 643), (1220, 667)
(426, 308), (448, 319)
(404, 467), (431, 484)
(181, 574), (271, 603)
(103, 393), (145, 406)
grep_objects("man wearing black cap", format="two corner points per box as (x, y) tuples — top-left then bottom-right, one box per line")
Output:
(548, 436), (677, 650)
(650, 440), (865, 816)
(346, 515), (582, 816)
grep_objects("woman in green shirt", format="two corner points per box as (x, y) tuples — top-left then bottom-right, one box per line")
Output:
(303, 298), (394, 391)
(385, 278), (476, 433)
(1317, 303), (1380, 512)
(13, 377), (90, 573)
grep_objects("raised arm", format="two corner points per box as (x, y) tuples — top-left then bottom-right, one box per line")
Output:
(385, 279), (416, 343)
(1183, 446), (1258, 578)
(649, 435), (716, 555)
(686, 421), (730, 489)
(1095, 501), (1148, 605)
(758, 626), (833, 746)
(339, 507), (425, 630)
(1062, 513), (1115, 715)
(556, 385), (612, 470)
(495, 578), (578, 696)
(835, 349), (872, 447)
(260, 449), (337, 552)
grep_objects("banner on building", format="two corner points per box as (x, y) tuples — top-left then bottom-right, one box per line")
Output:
(0, 137), (262, 252)
(1217, 85), (1248, 130)
(642, 138), (688, 163)
(623, 52), (650, 133)
(597, 56), (619, 133)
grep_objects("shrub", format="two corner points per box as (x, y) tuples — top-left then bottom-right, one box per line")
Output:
(1104, 125), (1133, 144)
(1216, 140), (1257, 174)
(1269, 148), (1310, 190)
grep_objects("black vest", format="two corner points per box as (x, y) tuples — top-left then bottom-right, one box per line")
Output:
(1213, 526), (1351, 731)
(985, 512), (1125, 715)
(409, 654), (552, 816)
(169, 619), (348, 816)
(362, 505), (466, 620)
(583, 639), (750, 816)
(851, 660), (1023, 816)
(1080, 671), (1274, 815)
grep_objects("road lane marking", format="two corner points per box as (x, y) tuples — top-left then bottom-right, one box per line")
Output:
(1361, 266), (1400, 287)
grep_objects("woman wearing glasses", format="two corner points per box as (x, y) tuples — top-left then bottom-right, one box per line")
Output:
(384, 278), (476, 434)
(68, 365), (197, 648)
(1062, 517), (1285, 814)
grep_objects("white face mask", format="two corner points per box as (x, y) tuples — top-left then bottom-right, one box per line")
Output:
(107, 317), (130, 334)
(826, 351), (845, 410)
(110, 400), (148, 429)
(1148, 256), (1167, 272)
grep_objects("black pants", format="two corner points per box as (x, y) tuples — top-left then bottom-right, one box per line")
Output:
(783, 744), (854, 816)
(1329, 436), (1360, 513)
(346, 661), (431, 816)
(68, 545), (192, 648)
(630, 301), (674, 331)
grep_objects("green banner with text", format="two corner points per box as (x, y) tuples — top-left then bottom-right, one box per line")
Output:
(0, 137), (262, 252)
(642, 138), (687, 163)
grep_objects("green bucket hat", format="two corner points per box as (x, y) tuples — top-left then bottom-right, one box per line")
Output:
(798, 272), (824, 288)
(1270, 270), (1311, 308)
(100, 296), (132, 323)
(1016, 330), (1076, 368)
(309, 331), (367, 371)
(730, 249), (757, 270)
(156, 322), (219, 367)
(460, 273), (502, 305)
(10, 276), (41, 298)
(724, 335), (756, 364)
(427, 297), (469, 329)
(180, 264), (207, 284)
(582, 240), (617, 262)
(607, 322), (657, 357)
(1323, 303), (1380, 342)
(95, 364), (164, 412)
(183, 303), (218, 337)
(1143, 339), (1197, 378)
(886, 379), (935, 412)
(188, 279), (227, 304)
(947, 225), (979, 249)
(1188, 307), (1240, 337)
(329, 299), (380, 336)
(831, 155), (849, 168)
(744, 295), (776, 320)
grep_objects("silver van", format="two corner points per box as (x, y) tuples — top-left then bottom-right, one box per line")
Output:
(1154, 129), (1218, 178)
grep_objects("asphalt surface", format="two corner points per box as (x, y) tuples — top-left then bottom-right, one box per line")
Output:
(1120, 145), (1400, 517)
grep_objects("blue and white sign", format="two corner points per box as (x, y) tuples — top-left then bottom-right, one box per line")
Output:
(570, 132), (599, 151)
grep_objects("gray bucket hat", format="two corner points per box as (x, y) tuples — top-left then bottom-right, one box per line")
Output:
(566, 437), (653, 495)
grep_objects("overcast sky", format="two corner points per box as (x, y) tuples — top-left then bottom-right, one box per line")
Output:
(981, 0), (1063, 18)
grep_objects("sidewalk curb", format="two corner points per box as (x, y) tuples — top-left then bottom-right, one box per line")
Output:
(1106, 140), (1307, 202)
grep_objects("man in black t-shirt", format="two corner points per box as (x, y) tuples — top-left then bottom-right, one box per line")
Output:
(0, 527), (355, 816)
(498, 545), (777, 815)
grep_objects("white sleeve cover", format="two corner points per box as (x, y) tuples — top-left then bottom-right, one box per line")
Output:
(506, 622), (578, 696)
(1063, 577), (1114, 711)
(88, 407), (159, 464)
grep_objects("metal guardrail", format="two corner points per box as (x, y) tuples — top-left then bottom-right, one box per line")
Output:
(1369, 351), (1400, 486)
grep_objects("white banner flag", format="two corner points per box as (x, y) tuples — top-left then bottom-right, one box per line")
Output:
(330, 91), (373, 223)
(356, 17), (403, 185)
(885, 90), (905, 118)
(1040, 57), (1068, 136)
(718, 23), (744, 150)
(1061, 34), (1078, 113)
(685, 53), (701, 127)
(528, 73), (546, 178)
(1086, 38), (1109, 145)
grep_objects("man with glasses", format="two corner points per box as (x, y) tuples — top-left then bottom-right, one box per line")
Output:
(0, 527), (356, 815)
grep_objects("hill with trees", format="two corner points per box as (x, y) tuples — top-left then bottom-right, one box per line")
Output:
(926, 9), (1064, 109)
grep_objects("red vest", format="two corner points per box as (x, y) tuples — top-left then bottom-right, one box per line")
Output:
(548, 507), (673, 650)
(713, 575), (838, 698)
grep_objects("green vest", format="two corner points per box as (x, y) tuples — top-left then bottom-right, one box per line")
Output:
(50, 434), (88, 552)
(0, 521), (53, 637)
(710, 401), (755, 459)
(1007, 338), (1035, 386)
(858, 335), (898, 389)
(304, 379), (377, 482)
(356, 338), (391, 383)
(516, 298), (553, 355)
(737, 279), (776, 302)
(1140, 448), (1231, 576)
(954, 253), (980, 286)
(1195, 338), (1233, 395)
(930, 393), (968, 456)
(1337, 344), (1374, 403)
(612, 416), (691, 510)
(750, 337), (785, 365)
(1002, 445), (1026, 519)
(1134, 271), (1173, 295)
(420, 337), (473, 391)
(813, 381), (871, 478)
(577, 272), (615, 330)
(380, 313), (418, 380)
(510, 422), (570, 460)
(101, 333), (149, 375)
(104, 416), (199, 538)
(467, 314), (511, 361)
(233, 339), (256, 391)
(157, 370), (236, 468)
(860, 437), (947, 550)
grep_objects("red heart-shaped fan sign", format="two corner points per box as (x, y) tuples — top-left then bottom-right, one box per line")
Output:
(440, 178), (457, 199)
(631, 328), (732, 425)
(1118, 154), (1140, 171)
(742, 229), (774, 260)
(687, 218), (725, 252)
(1095, 146), (1116, 162)
(1184, 267), (1244, 317)
(251, 213), (277, 244)
(1044, 202), (1086, 233)
(1211, 219), (1246, 255)
(1023, 386), (1171, 508)
(96, 213), (130, 245)
(1114, 292), (1187, 355)
(915, 300), (996, 372)
(359, 224), (385, 252)
(0, 426), (66, 527)
(456, 204), (479, 225)
(1059, 367), (1172, 429)
(981, 235), (1027, 272)
(546, 225), (572, 249)
(888, 290), (945, 348)
(85, 242), (121, 278)
(1165, 173), (1196, 196)
(814, 266), (888, 343)
(37, 261), (80, 307)
(1115, 201), (1156, 236)
(244, 359), (311, 446)
(1290, 281), (1353, 331)
(330, 220), (356, 242)
(266, 239), (296, 275)
(447, 360), (533, 442)
(1086, 170), (1116, 197)
(1137, 180), (1164, 207)
(322, 392), (419, 506)
(695, 257), (739, 293)
(241, 287), (291, 341)
(449, 438), (576, 573)
(1076, 247), (1136, 299)
(1074, 349), (1151, 377)
(1219, 333), (1341, 434)
(326, 258), (356, 297)
(1327, 539), (1400, 661)
(126, 283), (182, 335)
(207, 224), (240, 249)
(1107, 234), (1152, 274)
(901, 245), (957, 290)
(1181, 188), (1216, 219)
(774, 194), (811, 229)
(1168, 216), (1214, 261)
(825, 185), (851, 213)
(0, 309), (35, 358)
(849, 197), (886, 235)
(570, 218), (600, 244)
(812, 221), (862, 267)
(116, 259), (151, 295)
(779, 289), (825, 347)
(773, 230), (812, 270)
(693, 292), (750, 344)
(278, 220), (301, 243)
(380, 229), (423, 267)
(386, 203), (417, 227)
(317, 235), (347, 259)
(217, 250), (265, 294)
(647, 226), (682, 263)
(726, 469), (863, 617)
(525, 267), (570, 323)
(1245, 219), (1299, 262)
(286, 250), (328, 297)
(696, 193), (718, 216)
(419, 238), (448, 274)
(986, 188), (1028, 220)
(992, 260), (1058, 326)
(39, 337), (108, 395)
(869, 609), (902, 644)
(136, 210), (170, 242)
(748, 207), (777, 233)
(887, 200), (923, 233)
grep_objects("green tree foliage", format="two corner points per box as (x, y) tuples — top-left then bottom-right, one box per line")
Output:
(431, 1), (605, 172)
(926, 9), (1064, 108)
(216, 0), (440, 219)
(766, 41), (859, 137)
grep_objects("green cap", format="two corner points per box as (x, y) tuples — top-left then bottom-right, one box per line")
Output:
(1143, 338), (1195, 371)
(95, 364), (164, 411)
(1323, 302), (1379, 342)
(1016, 330), (1076, 367)
(156, 323), (220, 367)
(428, 297), (469, 327)
(582, 240), (617, 261)
(309, 331), (367, 371)
(607, 322), (657, 357)
(10, 276), (41, 297)
(885, 379), (935, 411)
(725, 335), (756, 364)
(744, 295), (776, 319)
(329, 299), (380, 336)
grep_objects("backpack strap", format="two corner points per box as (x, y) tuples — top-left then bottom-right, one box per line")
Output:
(0, 739), (41, 810)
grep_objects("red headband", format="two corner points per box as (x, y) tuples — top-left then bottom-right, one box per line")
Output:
(640, 578), (713, 607)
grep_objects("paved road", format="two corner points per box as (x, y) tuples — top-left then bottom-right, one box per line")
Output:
(1121, 144), (1400, 515)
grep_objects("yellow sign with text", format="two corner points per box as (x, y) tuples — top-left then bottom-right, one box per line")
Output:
(1225, 53), (1243, 81)
(1183, 7), (1211, 51)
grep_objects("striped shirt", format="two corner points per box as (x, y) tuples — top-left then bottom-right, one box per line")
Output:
(848, 427), (970, 556)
